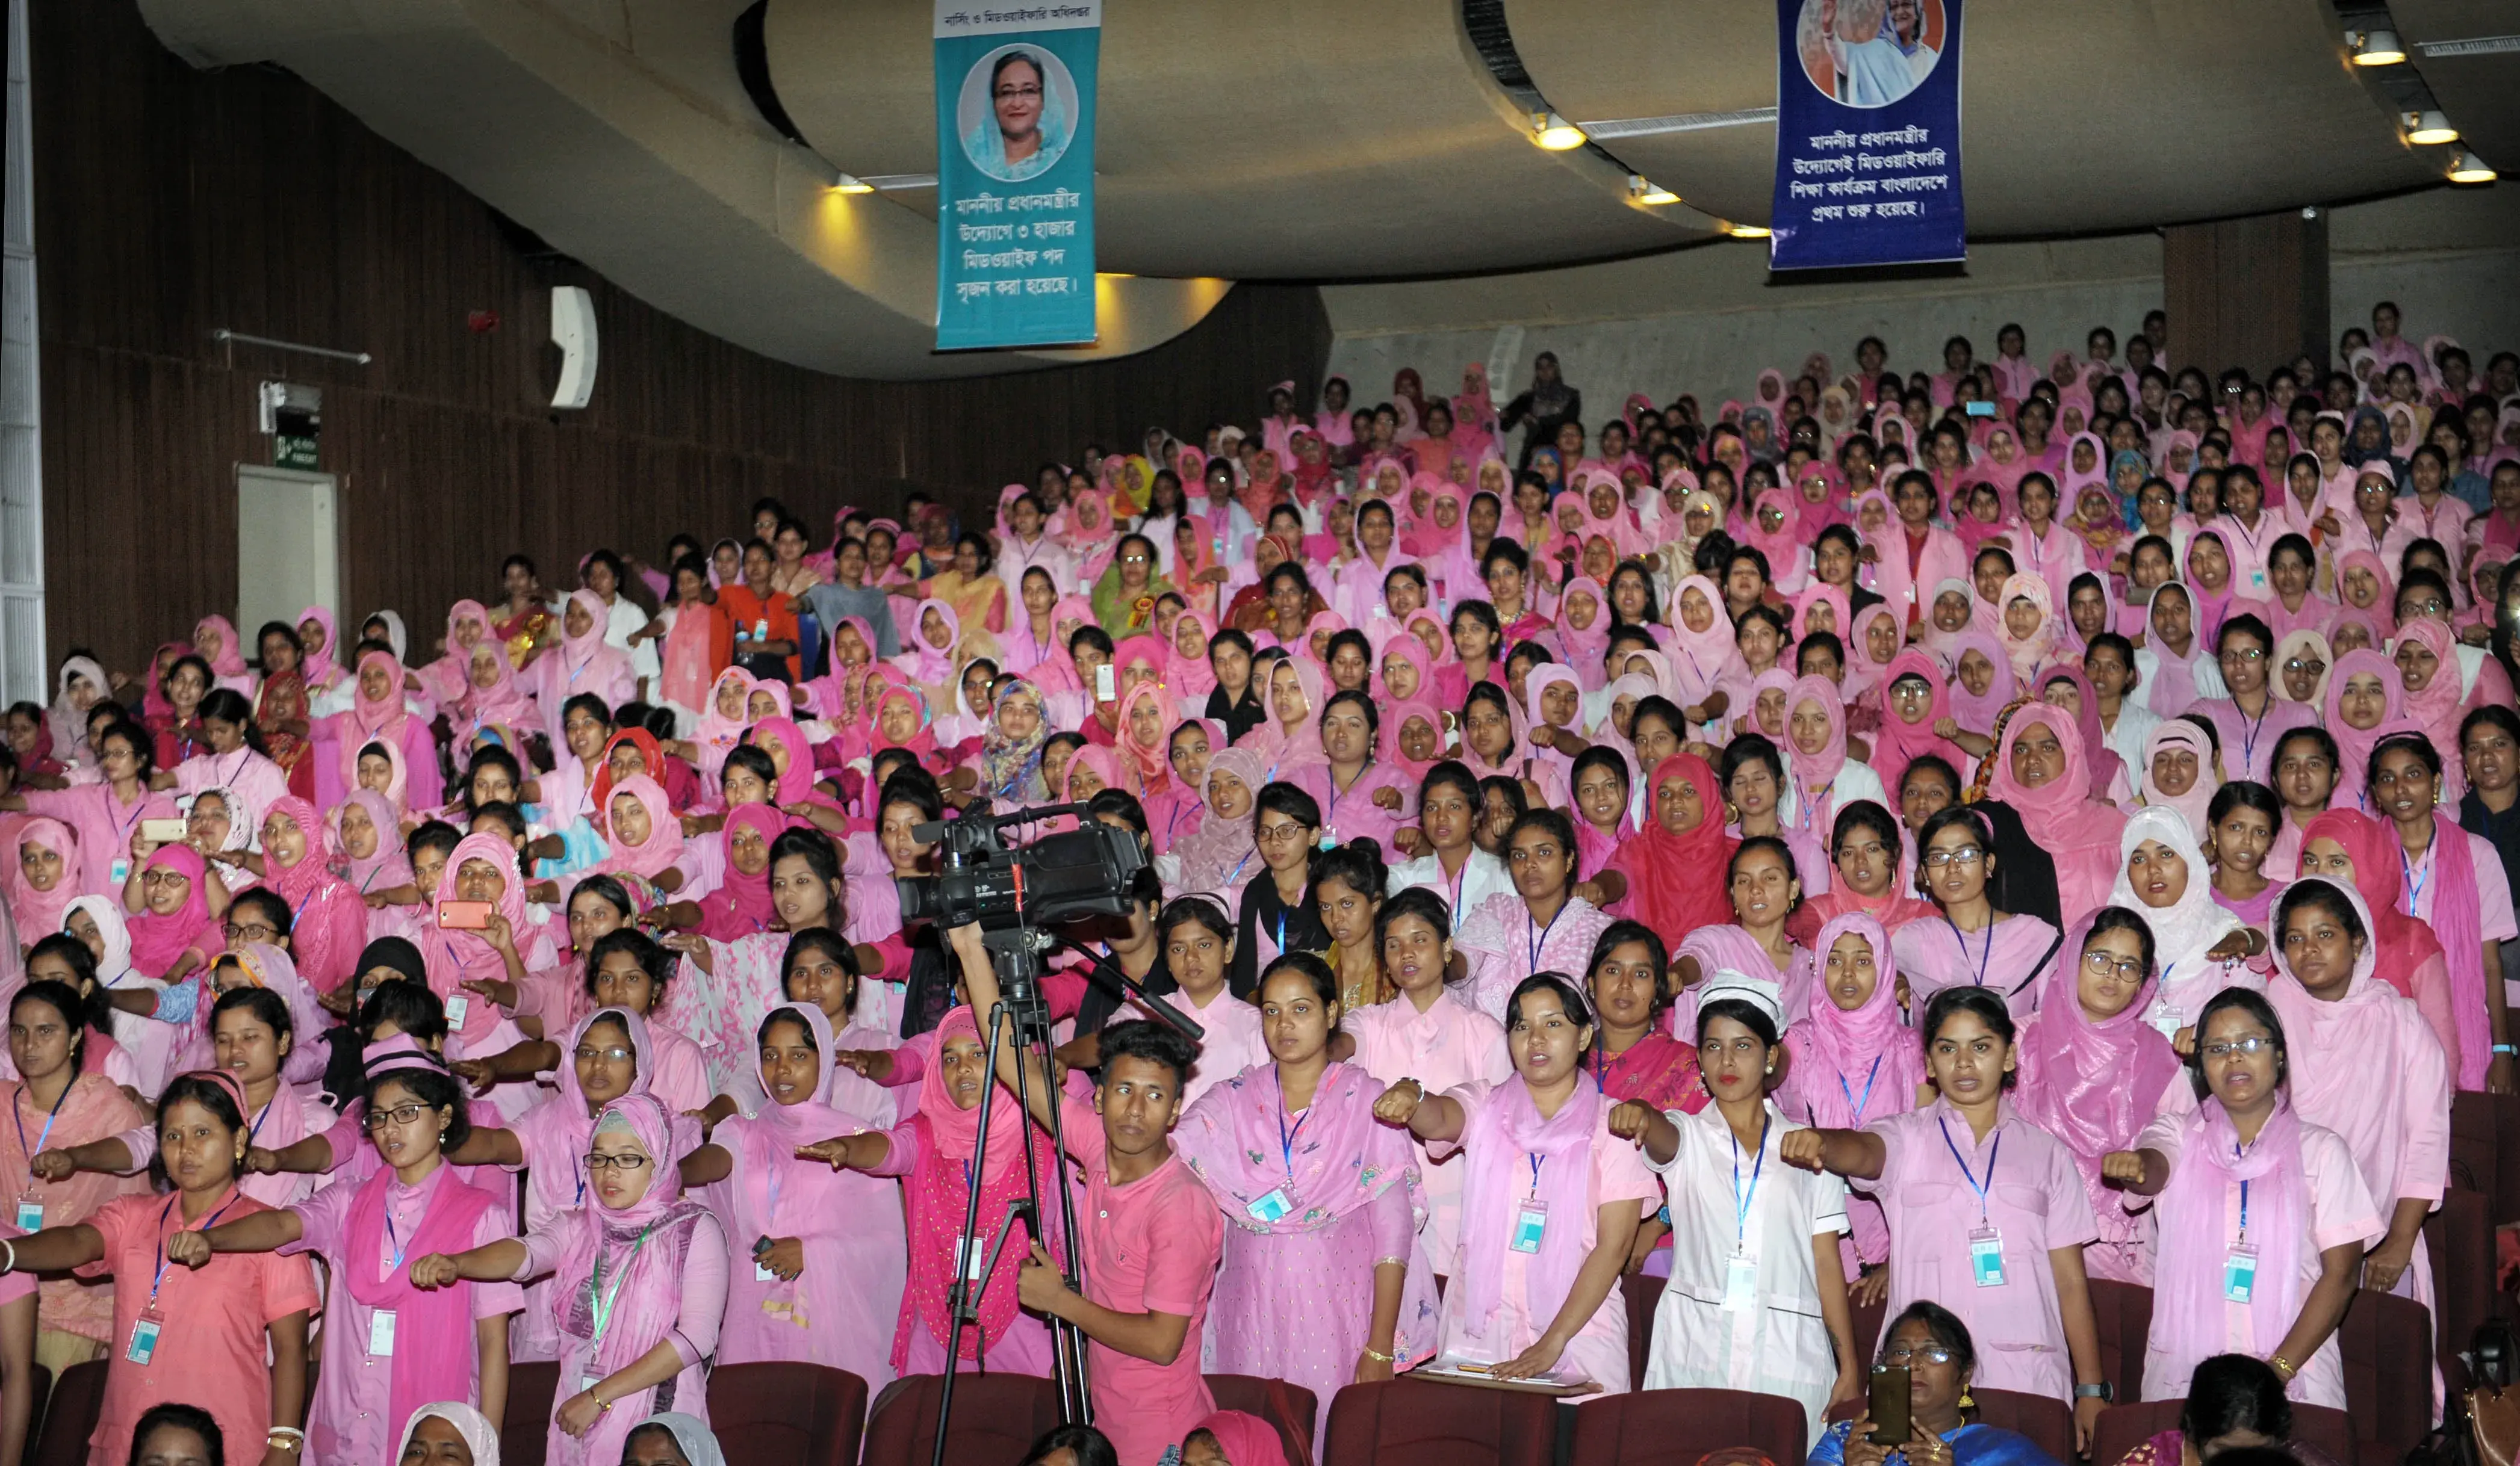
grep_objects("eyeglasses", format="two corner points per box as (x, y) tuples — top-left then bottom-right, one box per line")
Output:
(1922, 847), (1984, 868)
(2202, 1035), (2274, 1059)
(1881, 1344), (1957, 1365)
(2082, 950), (2144, 981)
(363, 1103), (434, 1132)
(2283, 657), (2327, 676)
(2220, 646), (2266, 663)
(574, 1046), (635, 1065)
(225, 921), (278, 942)
(584, 1152), (651, 1172)
(1255, 820), (1314, 846)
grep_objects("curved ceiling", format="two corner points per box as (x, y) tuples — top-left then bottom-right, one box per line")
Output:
(134, 0), (2476, 381)
(1509, 0), (2444, 237)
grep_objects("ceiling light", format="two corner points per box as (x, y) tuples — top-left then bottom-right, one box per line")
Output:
(1727, 222), (1772, 238)
(830, 173), (874, 194)
(1628, 175), (1681, 205)
(2448, 149), (2498, 183)
(2405, 110), (2459, 144)
(1531, 112), (1586, 150)
(2350, 28), (2406, 64)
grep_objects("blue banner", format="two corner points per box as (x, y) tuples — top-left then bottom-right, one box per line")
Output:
(1770, 0), (1964, 270)
(934, 2), (1100, 350)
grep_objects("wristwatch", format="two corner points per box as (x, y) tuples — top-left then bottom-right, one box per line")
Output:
(2073, 1382), (2113, 1402)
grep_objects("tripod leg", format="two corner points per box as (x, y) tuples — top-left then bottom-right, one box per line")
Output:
(1008, 1004), (1094, 1425)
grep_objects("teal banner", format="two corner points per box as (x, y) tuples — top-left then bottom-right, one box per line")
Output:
(934, 2), (1100, 350)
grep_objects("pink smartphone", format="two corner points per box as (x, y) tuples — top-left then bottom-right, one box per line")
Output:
(438, 900), (492, 930)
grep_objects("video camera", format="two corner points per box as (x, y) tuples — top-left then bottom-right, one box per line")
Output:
(895, 803), (1148, 933)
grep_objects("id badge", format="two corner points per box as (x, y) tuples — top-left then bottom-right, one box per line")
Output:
(2223, 1245), (2258, 1304)
(1246, 1188), (1293, 1224)
(1722, 1251), (1760, 1313)
(2147, 1006), (2181, 1041)
(443, 995), (470, 1028)
(368, 1308), (396, 1356)
(580, 1374), (602, 1396)
(110, 858), (131, 886)
(955, 1235), (987, 1282)
(1969, 1226), (2007, 1287)
(126, 1316), (161, 1365)
(13, 1200), (41, 1231)
(755, 1262), (778, 1282)
(1510, 1200), (1548, 1254)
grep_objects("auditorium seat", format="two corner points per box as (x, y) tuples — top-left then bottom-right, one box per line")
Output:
(863, 1373), (1063, 1466)
(2087, 1278), (2155, 1403)
(1323, 1377), (1557, 1466)
(2087, 1397), (2356, 1466)
(1826, 1387), (2071, 1464)
(1850, 1291), (1885, 1366)
(1570, 1387), (1808, 1466)
(1621, 1272), (1659, 1390)
(2451, 1090), (2499, 1207)
(31, 1360), (104, 1466)
(501, 1359), (560, 1466)
(1207, 1375), (1318, 1464)
(2336, 1288), (2434, 1465)
(2495, 1092), (2520, 1227)
(2427, 1187), (2500, 1388)
(706, 1361), (867, 1466)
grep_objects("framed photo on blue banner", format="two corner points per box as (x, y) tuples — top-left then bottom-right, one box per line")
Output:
(1770, 0), (1964, 270)
(934, 1), (1100, 350)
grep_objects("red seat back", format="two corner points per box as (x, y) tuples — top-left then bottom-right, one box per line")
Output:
(30, 1359), (102, 1466)
(705, 1361), (868, 1466)
(2336, 1288), (2434, 1464)
(498, 1359), (560, 1466)
(1322, 1378), (1558, 1466)
(863, 1373), (1064, 1466)
(1568, 1387), (1808, 1466)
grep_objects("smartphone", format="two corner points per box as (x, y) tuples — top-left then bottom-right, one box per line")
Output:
(139, 819), (188, 843)
(1094, 663), (1117, 702)
(1869, 1364), (1913, 1445)
(1965, 400), (1997, 418)
(438, 900), (492, 930)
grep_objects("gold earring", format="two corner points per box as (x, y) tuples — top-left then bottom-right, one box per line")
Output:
(1958, 1387), (1975, 1410)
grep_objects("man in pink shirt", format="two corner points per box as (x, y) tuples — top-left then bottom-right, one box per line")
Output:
(952, 924), (1224, 1466)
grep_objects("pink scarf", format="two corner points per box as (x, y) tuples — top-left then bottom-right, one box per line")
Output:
(2137, 720), (2218, 840)
(592, 776), (684, 882)
(2410, 804), (2492, 1092)
(1785, 674), (1849, 841)
(1663, 576), (1740, 710)
(1779, 914), (1922, 1130)
(341, 649), (412, 788)
(333, 790), (413, 895)
(2321, 650), (2403, 806)
(1868, 651), (1966, 788)
(3, 818), (78, 941)
(260, 795), (365, 989)
(1946, 631), (2017, 736)
(554, 1093), (712, 1376)
(659, 596), (717, 713)
(1168, 612), (1221, 702)
(2034, 664), (2126, 803)
(896, 1007), (1046, 1368)
(128, 845), (217, 977)
(692, 805), (785, 942)
(905, 599), (963, 686)
(1984, 704), (2127, 923)
(1178, 1062), (1417, 1237)
(2013, 912), (2180, 1223)
(1457, 1074), (1600, 1339)
(2150, 1096), (2311, 1362)
(341, 1158), (501, 1459)
(195, 614), (250, 680)
(420, 834), (527, 1036)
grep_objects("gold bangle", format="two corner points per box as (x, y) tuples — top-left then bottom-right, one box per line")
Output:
(1362, 1346), (1395, 1364)
(2267, 1354), (2296, 1381)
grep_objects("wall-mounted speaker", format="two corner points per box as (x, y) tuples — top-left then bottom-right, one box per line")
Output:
(550, 285), (598, 410)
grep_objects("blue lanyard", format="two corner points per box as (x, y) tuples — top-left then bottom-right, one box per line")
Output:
(1839, 1057), (1883, 1120)
(1527, 902), (1564, 971)
(1937, 1116), (2001, 1225)
(13, 1081), (71, 1168)
(2236, 1177), (2250, 1244)
(384, 1199), (416, 1272)
(1525, 1152), (1545, 1199)
(1274, 1072), (1310, 1186)
(1731, 1112), (1771, 1246)
(1944, 915), (1995, 990)
(1448, 857), (1470, 931)
(2401, 841), (2430, 912)
(149, 1191), (241, 1307)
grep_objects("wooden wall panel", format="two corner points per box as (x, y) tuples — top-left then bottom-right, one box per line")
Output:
(2162, 209), (2330, 384)
(33, 0), (1330, 677)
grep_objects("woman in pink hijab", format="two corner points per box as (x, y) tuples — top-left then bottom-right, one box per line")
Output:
(296, 605), (346, 696)
(128, 844), (221, 980)
(532, 590), (638, 731)
(2321, 649), (2403, 808)
(1774, 912), (1920, 1288)
(416, 601), (492, 708)
(192, 614), (257, 697)
(1946, 631), (2018, 739)
(4, 817), (79, 948)
(319, 648), (442, 814)
(685, 1000), (904, 1387)
(255, 796), (365, 992)
(2013, 909), (2182, 1284)
(420, 833), (538, 1061)
(586, 775), (691, 895)
(416, 1091), (722, 1466)
(451, 642), (544, 751)
(1982, 702), (2128, 929)
(2135, 720), (2218, 841)
(1664, 575), (1743, 724)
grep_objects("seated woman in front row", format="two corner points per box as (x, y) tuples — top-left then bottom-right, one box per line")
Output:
(1808, 1301), (2066, 1466)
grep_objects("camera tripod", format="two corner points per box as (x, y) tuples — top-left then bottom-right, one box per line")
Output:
(929, 919), (1206, 1464)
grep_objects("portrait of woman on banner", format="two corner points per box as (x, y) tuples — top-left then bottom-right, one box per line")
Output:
(960, 46), (1076, 184)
